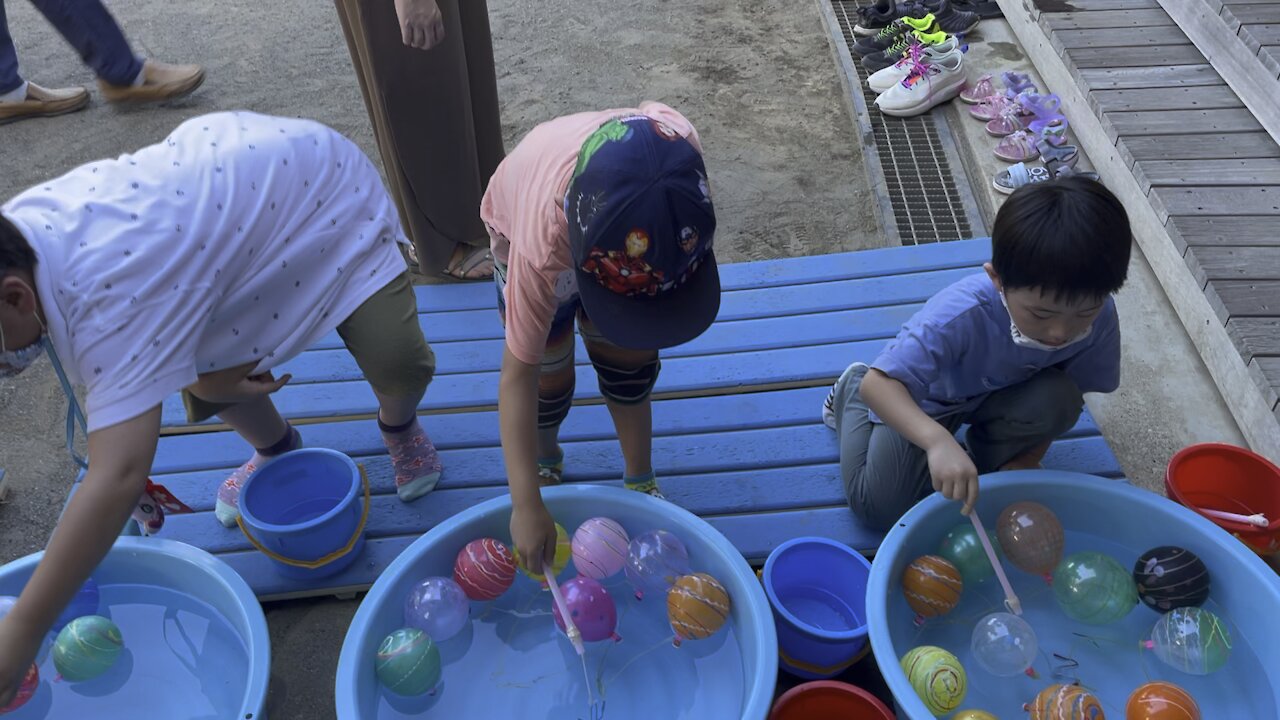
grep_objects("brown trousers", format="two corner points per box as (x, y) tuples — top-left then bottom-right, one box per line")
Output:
(334, 0), (505, 274)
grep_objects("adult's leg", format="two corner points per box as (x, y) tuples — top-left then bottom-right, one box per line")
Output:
(0, 2), (22, 95)
(337, 271), (441, 502)
(832, 363), (964, 530)
(29, 0), (141, 86)
(965, 367), (1084, 473)
(0, 1), (92, 123)
(335, 0), (500, 276)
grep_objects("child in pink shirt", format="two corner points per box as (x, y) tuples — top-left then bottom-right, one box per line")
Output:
(481, 102), (719, 574)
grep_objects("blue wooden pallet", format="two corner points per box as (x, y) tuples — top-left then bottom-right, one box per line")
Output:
(65, 239), (1124, 600)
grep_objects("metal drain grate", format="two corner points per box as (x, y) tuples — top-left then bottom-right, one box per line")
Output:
(824, 0), (981, 245)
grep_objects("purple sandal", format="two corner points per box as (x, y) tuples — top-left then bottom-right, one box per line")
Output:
(1020, 92), (1066, 136)
(1001, 71), (1036, 98)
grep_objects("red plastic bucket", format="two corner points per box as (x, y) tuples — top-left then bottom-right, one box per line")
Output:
(769, 680), (895, 720)
(1166, 443), (1280, 555)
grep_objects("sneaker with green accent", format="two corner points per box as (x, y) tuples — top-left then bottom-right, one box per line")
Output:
(853, 13), (936, 56)
(863, 29), (949, 73)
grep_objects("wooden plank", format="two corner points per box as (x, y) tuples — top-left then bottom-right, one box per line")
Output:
(1105, 108), (1262, 137)
(1189, 246), (1280, 280)
(1077, 65), (1224, 90)
(1135, 159), (1280, 191)
(1069, 45), (1205, 69)
(1262, 46), (1280, 79)
(1154, 187), (1280, 219)
(1170, 216), (1280, 245)
(1225, 4), (1280, 23)
(1228, 317), (1280, 360)
(1240, 23), (1280, 48)
(1118, 132), (1280, 161)
(1091, 86), (1243, 113)
(1035, 0), (1160, 11)
(1209, 280), (1280, 315)
(1253, 356), (1280, 388)
(1044, 9), (1174, 29)
(0, 470), (7, 504)
(1056, 26), (1190, 49)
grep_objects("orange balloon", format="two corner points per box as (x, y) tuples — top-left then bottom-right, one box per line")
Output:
(1027, 684), (1104, 720)
(998, 501), (1064, 579)
(902, 555), (963, 619)
(667, 572), (731, 641)
(1126, 681), (1200, 720)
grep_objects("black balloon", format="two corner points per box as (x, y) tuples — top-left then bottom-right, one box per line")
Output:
(1133, 546), (1211, 612)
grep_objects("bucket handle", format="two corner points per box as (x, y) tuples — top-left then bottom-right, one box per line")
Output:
(236, 465), (371, 570)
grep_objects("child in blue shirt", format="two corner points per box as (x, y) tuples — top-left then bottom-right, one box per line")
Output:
(823, 177), (1132, 529)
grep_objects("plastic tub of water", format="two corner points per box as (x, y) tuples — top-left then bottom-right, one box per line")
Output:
(763, 537), (872, 679)
(336, 484), (777, 719)
(769, 680), (894, 719)
(0, 537), (269, 719)
(1166, 442), (1280, 556)
(867, 470), (1280, 719)
(239, 448), (368, 580)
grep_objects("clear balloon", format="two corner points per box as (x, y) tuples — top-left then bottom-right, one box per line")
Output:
(938, 523), (1002, 585)
(1127, 681), (1201, 720)
(375, 628), (441, 696)
(1147, 607), (1232, 675)
(572, 517), (630, 580)
(53, 614), (123, 682)
(900, 645), (967, 716)
(0, 596), (51, 667)
(624, 530), (691, 600)
(970, 612), (1038, 677)
(997, 502), (1063, 580)
(404, 576), (470, 642)
(552, 576), (619, 643)
(1053, 551), (1139, 625)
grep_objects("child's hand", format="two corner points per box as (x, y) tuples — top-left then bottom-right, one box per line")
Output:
(189, 362), (291, 405)
(0, 614), (42, 709)
(510, 502), (557, 575)
(926, 437), (980, 515)
(394, 0), (445, 50)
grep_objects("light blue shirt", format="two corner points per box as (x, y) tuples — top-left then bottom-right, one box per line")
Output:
(871, 273), (1120, 419)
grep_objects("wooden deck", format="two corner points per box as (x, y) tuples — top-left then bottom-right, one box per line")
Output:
(999, 0), (1280, 461)
(67, 239), (1123, 600)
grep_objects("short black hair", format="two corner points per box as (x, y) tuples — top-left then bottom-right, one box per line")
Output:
(0, 213), (35, 277)
(991, 175), (1131, 303)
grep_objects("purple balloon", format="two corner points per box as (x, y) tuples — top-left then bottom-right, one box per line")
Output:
(552, 576), (619, 643)
(624, 530), (691, 600)
(404, 577), (470, 642)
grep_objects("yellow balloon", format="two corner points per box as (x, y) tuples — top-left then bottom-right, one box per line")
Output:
(954, 711), (999, 720)
(514, 522), (571, 581)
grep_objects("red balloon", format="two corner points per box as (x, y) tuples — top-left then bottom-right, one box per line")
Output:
(454, 538), (517, 601)
(0, 665), (37, 715)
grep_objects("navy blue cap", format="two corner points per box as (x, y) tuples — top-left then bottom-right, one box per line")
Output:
(565, 115), (719, 350)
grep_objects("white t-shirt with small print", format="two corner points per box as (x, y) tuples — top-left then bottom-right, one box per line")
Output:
(1, 111), (410, 432)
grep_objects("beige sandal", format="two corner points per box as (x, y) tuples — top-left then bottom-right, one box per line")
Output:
(443, 244), (495, 280)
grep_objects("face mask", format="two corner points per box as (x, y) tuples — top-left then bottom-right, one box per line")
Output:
(0, 317), (46, 378)
(999, 292), (1093, 352)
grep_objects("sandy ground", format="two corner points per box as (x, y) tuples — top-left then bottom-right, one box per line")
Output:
(0, 0), (876, 716)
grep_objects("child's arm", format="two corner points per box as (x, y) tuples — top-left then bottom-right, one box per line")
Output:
(0, 407), (161, 707)
(498, 346), (558, 574)
(859, 369), (980, 514)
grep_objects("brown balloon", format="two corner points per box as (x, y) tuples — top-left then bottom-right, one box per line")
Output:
(997, 501), (1064, 580)
(902, 555), (963, 621)
(1127, 681), (1200, 720)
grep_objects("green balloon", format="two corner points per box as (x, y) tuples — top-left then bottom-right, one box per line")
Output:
(939, 524), (1001, 584)
(1052, 551), (1138, 625)
(53, 615), (123, 682)
(375, 628), (441, 696)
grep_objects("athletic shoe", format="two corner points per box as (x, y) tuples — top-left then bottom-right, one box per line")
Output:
(922, 0), (982, 34)
(863, 29), (949, 73)
(875, 48), (967, 117)
(822, 362), (870, 430)
(854, 0), (925, 36)
(852, 13), (936, 55)
(867, 35), (961, 93)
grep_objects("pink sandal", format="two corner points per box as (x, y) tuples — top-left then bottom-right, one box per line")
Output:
(960, 73), (994, 104)
(985, 102), (1032, 137)
(995, 130), (1041, 162)
(970, 94), (1016, 121)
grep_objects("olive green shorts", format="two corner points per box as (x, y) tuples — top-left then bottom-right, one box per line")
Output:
(183, 271), (436, 423)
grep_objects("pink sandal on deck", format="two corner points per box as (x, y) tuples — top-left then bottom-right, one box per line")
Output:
(994, 130), (1041, 162)
(960, 73), (994, 104)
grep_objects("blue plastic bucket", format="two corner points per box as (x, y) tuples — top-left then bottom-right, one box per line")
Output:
(0, 537), (270, 719)
(238, 448), (368, 580)
(763, 537), (873, 679)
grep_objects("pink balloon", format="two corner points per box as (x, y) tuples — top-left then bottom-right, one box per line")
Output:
(552, 576), (619, 643)
(572, 517), (630, 580)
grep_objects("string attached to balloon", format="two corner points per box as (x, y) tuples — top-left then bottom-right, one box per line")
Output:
(967, 510), (1021, 615)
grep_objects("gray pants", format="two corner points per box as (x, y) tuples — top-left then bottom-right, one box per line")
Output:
(834, 364), (1083, 530)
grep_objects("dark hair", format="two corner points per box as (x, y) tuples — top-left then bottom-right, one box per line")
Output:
(991, 176), (1131, 303)
(0, 213), (35, 277)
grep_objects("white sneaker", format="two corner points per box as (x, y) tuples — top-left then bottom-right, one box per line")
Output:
(867, 36), (960, 94)
(821, 362), (870, 430)
(874, 49), (966, 117)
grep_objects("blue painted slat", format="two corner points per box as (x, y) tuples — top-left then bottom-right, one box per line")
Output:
(160, 338), (890, 427)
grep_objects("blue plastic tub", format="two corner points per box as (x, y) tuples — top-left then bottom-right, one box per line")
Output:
(867, 470), (1280, 719)
(239, 448), (367, 580)
(0, 537), (270, 719)
(763, 537), (872, 679)
(336, 484), (778, 719)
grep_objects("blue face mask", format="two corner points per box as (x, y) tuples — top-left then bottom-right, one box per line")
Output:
(0, 318), (46, 378)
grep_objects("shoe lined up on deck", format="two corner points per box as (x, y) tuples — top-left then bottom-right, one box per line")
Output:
(863, 29), (950, 73)
(853, 13), (937, 55)
(854, 0), (929, 36)
(875, 46), (968, 117)
(921, 0), (982, 34)
(867, 35), (962, 92)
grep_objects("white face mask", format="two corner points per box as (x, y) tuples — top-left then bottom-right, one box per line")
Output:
(999, 292), (1093, 352)
(0, 314), (47, 378)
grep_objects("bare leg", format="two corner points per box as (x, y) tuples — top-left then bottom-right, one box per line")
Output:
(606, 397), (653, 478)
(216, 395), (290, 449)
(374, 388), (421, 428)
